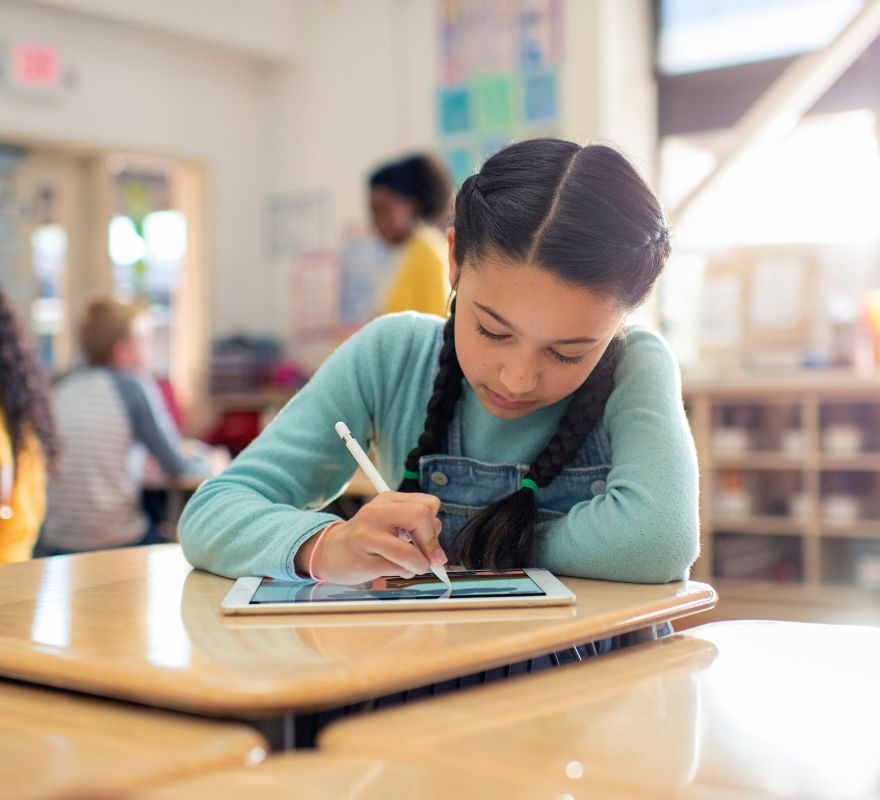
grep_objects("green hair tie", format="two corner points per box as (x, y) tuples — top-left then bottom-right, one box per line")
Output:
(520, 478), (539, 494)
(402, 469), (420, 480)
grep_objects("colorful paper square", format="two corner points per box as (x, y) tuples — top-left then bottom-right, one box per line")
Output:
(438, 87), (472, 135)
(523, 71), (558, 123)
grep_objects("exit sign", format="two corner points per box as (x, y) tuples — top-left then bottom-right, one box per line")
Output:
(10, 43), (62, 91)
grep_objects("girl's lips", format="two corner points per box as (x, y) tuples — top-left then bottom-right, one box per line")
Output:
(484, 386), (538, 411)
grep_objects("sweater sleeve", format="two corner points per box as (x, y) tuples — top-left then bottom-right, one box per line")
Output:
(178, 315), (420, 580)
(536, 328), (700, 583)
(110, 372), (211, 479)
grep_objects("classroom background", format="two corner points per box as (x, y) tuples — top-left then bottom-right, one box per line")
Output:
(2, 0), (880, 627)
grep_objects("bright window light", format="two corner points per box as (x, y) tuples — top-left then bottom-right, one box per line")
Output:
(109, 216), (146, 265)
(31, 224), (68, 260)
(659, 0), (863, 75)
(666, 110), (880, 248)
(144, 210), (187, 262)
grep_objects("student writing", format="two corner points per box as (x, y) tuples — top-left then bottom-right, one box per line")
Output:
(180, 138), (699, 586)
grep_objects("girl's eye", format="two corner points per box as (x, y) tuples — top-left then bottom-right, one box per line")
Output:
(549, 350), (585, 365)
(476, 323), (509, 342)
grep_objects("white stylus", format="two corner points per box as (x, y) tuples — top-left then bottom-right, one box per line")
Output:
(335, 421), (451, 587)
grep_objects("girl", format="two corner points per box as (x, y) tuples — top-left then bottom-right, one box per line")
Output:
(0, 287), (59, 562)
(369, 154), (452, 317)
(180, 139), (699, 589)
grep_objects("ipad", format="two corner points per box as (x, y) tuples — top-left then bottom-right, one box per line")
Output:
(220, 568), (575, 615)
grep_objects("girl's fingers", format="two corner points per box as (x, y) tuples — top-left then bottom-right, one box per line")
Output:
(368, 500), (445, 563)
(379, 491), (442, 513)
(365, 528), (430, 575)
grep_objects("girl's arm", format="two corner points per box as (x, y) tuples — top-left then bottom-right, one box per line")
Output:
(179, 316), (422, 580)
(538, 328), (700, 583)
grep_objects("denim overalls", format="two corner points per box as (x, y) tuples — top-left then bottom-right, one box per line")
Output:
(414, 332), (670, 663)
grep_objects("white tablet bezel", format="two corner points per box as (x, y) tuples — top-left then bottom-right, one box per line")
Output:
(220, 568), (575, 615)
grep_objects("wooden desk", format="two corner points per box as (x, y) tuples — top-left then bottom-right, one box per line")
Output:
(1, 679), (266, 800)
(128, 753), (624, 800)
(0, 545), (714, 726)
(322, 620), (880, 799)
(132, 752), (642, 800)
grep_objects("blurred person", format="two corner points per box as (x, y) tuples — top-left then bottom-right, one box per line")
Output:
(369, 154), (453, 317)
(38, 298), (224, 555)
(0, 286), (60, 562)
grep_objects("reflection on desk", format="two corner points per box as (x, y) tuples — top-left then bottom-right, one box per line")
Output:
(132, 752), (642, 800)
(0, 679), (266, 797)
(321, 621), (880, 800)
(0, 545), (716, 717)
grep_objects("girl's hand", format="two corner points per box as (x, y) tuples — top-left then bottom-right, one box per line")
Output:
(295, 492), (446, 585)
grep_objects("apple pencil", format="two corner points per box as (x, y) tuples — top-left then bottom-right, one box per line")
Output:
(335, 421), (451, 587)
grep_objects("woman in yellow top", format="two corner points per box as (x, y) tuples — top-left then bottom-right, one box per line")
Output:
(0, 287), (59, 562)
(369, 154), (453, 317)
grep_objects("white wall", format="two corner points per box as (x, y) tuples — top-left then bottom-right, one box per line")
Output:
(270, 0), (656, 234)
(26, 0), (301, 63)
(1, 0), (658, 348)
(266, 0), (436, 229)
(564, 0), (658, 176)
(0, 0), (278, 338)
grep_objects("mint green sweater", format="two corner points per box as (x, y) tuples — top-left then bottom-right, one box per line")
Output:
(179, 313), (699, 583)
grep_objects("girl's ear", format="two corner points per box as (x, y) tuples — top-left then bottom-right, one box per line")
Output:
(446, 227), (459, 288)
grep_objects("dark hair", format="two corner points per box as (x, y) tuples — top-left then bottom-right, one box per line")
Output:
(369, 154), (452, 224)
(0, 287), (60, 469)
(397, 139), (670, 569)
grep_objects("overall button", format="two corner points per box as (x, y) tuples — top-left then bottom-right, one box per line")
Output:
(430, 471), (449, 487)
(590, 479), (607, 495)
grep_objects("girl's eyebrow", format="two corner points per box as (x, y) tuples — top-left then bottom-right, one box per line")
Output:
(473, 301), (598, 345)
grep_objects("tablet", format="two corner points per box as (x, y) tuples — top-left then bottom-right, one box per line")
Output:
(220, 568), (575, 615)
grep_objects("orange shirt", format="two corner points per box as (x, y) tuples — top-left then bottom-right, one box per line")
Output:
(0, 408), (47, 563)
(379, 227), (450, 317)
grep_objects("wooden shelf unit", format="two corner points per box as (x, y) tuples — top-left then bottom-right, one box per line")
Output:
(684, 371), (880, 624)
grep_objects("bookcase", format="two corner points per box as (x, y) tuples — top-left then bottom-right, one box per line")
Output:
(683, 371), (880, 626)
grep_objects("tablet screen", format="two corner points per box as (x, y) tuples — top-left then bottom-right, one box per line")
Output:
(249, 569), (546, 604)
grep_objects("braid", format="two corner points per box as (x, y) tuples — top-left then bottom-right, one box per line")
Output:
(397, 298), (464, 492)
(452, 338), (622, 570)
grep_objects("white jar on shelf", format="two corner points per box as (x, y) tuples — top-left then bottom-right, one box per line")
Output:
(788, 492), (809, 519)
(781, 429), (805, 456)
(712, 427), (750, 456)
(821, 494), (861, 523)
(822, 424), (862, 456)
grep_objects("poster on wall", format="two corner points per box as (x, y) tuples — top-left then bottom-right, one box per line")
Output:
(290, 253), (339, 340)
(436, 0), (564, 184)
(266, 192), (332, 260)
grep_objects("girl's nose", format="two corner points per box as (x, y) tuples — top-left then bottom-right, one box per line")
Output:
(499, 357), (539, 396)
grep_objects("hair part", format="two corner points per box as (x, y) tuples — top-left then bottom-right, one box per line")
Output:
(401, 138), (671, 569)
(0, 287), (60, 468)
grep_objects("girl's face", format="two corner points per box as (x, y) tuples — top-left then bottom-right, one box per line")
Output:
(449, 234), (625, 420)
(370, 186), (418, 245)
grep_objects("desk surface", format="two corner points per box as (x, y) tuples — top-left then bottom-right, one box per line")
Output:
(1, 679), (265, 800)
(133, 752), (642, 800)
(322, 620), (880, 799)
(0, 545), (715, 717)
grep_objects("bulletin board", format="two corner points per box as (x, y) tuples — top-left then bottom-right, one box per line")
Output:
(699, 247), (818, 368)
(436, 0), (564, 185)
